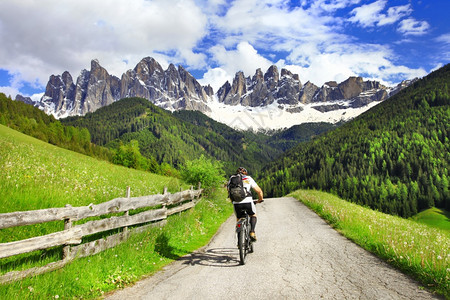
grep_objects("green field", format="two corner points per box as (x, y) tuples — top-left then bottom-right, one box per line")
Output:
(0, 123), (186, 213)
(0, 124), (233, 299)
(411, 207), (450, 231)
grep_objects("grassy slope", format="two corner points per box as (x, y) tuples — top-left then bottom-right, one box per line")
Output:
(0, 123), (184, 214)
(0, 124), (233, 299)
(411, 207), (450, 231)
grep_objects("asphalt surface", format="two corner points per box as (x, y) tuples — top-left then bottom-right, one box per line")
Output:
(105, 197), (440, 300)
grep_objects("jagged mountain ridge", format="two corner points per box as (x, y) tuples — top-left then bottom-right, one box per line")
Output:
(26, 56), (414, 129)
(217, 65), (408, 111)
(38, 57), (213, 118)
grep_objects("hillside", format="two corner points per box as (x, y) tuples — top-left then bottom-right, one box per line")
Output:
(1, 91), (336, 177)
(61, 98), (276, 175)
(0, 123), (234, 299)
(61, 98), (334, 176)
(0, 93), (111, 161)
(259, 64), (450, 217)
(0, 123), (183, 214)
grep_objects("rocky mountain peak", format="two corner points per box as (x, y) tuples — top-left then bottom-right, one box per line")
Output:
(253, 68), (264, 82)
(281, 68), (300, 81)
(26, 56), (414, 129)
(36, 57), (212, 118)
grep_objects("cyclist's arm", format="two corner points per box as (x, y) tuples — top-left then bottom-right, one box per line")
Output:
(253, 185), (264, 202)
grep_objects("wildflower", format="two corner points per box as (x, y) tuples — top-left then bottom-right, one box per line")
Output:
(437, 255), (442, 260)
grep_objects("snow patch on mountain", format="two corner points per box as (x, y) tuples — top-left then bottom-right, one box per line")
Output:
(205, 97), (380, 131)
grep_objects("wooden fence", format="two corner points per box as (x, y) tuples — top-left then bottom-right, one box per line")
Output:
(0, 185), (202, 284)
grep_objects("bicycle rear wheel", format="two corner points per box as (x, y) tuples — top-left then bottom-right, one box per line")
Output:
(238, 226), (247, 265)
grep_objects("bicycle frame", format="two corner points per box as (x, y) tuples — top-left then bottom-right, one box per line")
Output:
(236, 213), (253, 265)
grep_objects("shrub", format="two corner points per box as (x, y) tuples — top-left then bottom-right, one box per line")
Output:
(181, 155), (225, 193)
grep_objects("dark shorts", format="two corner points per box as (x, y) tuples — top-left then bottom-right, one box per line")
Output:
(233, 202), (256, 219)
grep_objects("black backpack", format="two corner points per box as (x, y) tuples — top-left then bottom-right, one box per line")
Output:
(228, 173), (248, 202)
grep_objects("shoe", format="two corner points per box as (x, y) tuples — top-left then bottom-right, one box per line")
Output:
(250, 232), (257, 241)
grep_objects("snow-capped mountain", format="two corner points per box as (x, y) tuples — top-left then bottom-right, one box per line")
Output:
(21, 57), (414, 130)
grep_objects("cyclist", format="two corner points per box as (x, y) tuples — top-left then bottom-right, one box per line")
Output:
(228, 167), (263, 241)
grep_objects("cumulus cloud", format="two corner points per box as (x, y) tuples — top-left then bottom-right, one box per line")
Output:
(0, 0), (441, 98)
(0, 86), (19, 99)
(0, 0), (207, 88)
(198, 67), (229, 92)
(200, 42), (274, 91)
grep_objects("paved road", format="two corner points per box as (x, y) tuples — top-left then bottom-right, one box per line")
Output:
(106, 197), (439, 300)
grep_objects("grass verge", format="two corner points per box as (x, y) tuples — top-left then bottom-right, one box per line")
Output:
(0, 189), (233, 299)
(289, 189), (449, 299)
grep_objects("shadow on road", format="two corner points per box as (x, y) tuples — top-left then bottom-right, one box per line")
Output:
(178, 248), (241, 267)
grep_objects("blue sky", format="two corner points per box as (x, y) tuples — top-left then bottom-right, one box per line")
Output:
(0, 0), (448, 101)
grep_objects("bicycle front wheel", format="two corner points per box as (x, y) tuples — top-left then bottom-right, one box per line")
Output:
(237, 227), (246, 265)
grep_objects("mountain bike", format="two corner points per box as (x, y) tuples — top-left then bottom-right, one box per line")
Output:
(236, 200), (263, 265)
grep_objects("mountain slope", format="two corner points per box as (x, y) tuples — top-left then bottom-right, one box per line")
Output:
(258, 64), (450, 217)
(0, 93), (110, 160)
(61, 98), (284, 175)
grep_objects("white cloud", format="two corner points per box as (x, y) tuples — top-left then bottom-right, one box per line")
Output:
(398, 18), (430, 36)
(0, 0), (207, 88)
(0, 86), (20, 98)
(309, 0), (361, 13)
(198, 67), (229, 92)
(207, 42), (273, 84)
(0, 0), (438, 99)
(349, 0), (387, 27)
(435, 33), (450, 44)
(284, 42), (427, 87)
(349, 0), (411, 27)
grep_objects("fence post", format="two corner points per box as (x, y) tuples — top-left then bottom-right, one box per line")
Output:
(124, 186), (131, 236)
(62, 204), (72, 260)
(162, 186), (168, 208)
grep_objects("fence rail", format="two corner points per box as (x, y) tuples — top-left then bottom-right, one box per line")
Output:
(0, 185), (202, 284)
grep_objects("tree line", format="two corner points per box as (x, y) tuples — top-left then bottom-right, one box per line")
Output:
(0, 93), (111, 161)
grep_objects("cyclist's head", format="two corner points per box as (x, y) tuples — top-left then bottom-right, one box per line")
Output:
(237, 167), (248, 175)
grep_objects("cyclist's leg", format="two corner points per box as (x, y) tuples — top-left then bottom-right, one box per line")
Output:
(250, 215), (257, 232)
(245, 202), (257, 240)
(248, 201), (257, 231)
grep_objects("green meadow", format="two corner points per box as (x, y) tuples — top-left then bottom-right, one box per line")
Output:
(0, 124), (233, 299)
(0, 123), (183, 214)
(411, 207), (450, 231)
